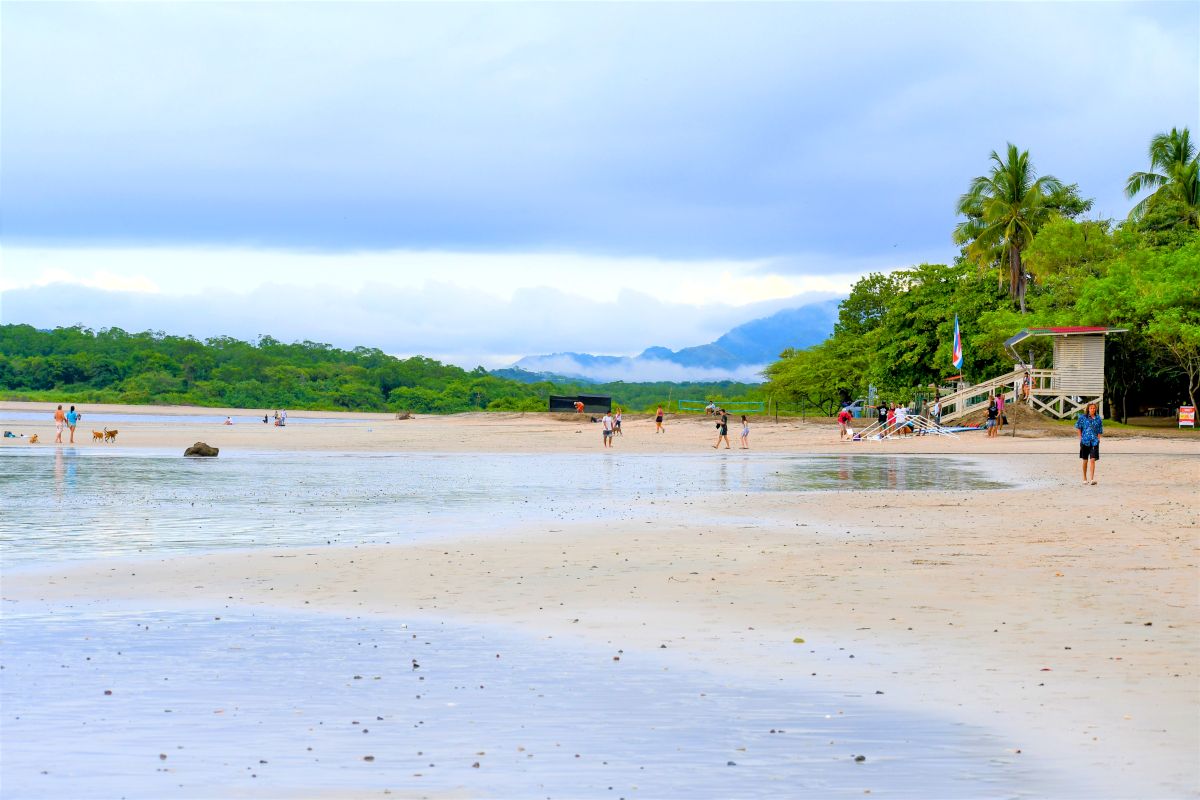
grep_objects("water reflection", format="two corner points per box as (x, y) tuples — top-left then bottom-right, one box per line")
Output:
(2, 450), (1006, 566)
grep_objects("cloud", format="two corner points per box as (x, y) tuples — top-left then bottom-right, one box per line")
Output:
(512, 354), (768, 384)
(2, 2), (1195, 260)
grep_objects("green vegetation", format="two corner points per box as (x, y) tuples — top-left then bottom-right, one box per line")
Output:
(768, 128), (1200, 420)
(0, 325), (760, 414)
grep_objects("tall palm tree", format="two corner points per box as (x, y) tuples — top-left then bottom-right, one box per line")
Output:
(954, 144), (1063, 313)
(1125, 127), (1200, 228)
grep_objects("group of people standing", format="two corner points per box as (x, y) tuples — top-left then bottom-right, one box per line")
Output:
(599, 405), (749, 449)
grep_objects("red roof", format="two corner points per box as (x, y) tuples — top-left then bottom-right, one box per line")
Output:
(1030, 326), (1112, 334)
(1004, 326), (1127, 348)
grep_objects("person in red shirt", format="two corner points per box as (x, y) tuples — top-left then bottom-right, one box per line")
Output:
(837, 406), (852, 439)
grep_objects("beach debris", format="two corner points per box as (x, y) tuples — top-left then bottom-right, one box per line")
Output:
(183, 442), (219, 457)
(793, 637), (805, 644)
(854, 755), (866, 762)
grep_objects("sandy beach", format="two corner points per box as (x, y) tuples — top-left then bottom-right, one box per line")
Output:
(3, 401), (1198, 797)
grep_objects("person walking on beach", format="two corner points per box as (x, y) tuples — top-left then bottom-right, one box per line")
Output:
(65, 405), (80, 444)
(996, 392), (1006, 433)
(894, 403), (909, 437)
(739, 415), (750, 449)
(1075, 402), (1103, 485)
(655, 405), (665, 433)
(877, 402), (888, 430)
(53, 404), (66, 443)
(713, 410), (730, 449)
(601, 411), (614, 448)
(613, 407), (623, 436)
(986, 397), (998, 437)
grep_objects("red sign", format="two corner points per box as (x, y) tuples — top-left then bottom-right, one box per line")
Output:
(1181, 407), (1196, 428)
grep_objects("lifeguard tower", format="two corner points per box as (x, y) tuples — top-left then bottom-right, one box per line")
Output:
(938, 326), (1125, 422)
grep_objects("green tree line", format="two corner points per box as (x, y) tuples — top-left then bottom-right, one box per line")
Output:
(767, 128), (1200, 419)
(0, 325), (760, 414)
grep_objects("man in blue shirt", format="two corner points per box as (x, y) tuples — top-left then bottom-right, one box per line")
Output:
(1075, 403), (1103, 484)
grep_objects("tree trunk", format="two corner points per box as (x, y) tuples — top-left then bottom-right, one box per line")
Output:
(1011, 244), (1026, 313)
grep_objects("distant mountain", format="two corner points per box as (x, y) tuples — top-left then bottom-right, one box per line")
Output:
(509, 298), (840, 382)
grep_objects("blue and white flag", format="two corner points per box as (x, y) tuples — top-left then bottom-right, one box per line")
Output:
(951, 315), (964, 371)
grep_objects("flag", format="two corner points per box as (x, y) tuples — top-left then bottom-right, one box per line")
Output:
(951, 315), (964, 370)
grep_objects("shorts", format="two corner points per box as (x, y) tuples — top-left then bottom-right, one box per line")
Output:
(614, 421), (621, 429)
(655, 416), (663, 423)
(1079, 443), (1099, 460)
(603, 430), (612, 438)
(985, 418), (995, 429)
(55, 421), (64, 432)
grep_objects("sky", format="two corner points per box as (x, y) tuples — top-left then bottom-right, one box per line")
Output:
(2, 1), (1197, 374)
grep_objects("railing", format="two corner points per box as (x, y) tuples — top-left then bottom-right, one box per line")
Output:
(938, 368), (1053, 423)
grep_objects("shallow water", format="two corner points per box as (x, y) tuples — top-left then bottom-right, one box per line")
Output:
(1, 449), (1007, 566)
(0, 605), (1051, 800)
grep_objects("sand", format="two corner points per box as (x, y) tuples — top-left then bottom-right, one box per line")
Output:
(4, 401), (1199, 797)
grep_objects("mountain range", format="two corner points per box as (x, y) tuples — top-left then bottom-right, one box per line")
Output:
(503, 298), (840, 383)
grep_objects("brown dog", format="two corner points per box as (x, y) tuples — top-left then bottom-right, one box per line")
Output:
(104, 428), (119, 443)
(29, 434), (39, 444)
(92, 430), (105, 442)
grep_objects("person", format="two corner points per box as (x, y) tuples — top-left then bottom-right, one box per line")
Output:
(613, 407), (623, 436)
(996, 392), (1006, 433)
(574, 400), (585, 414)
(705, 401), (717, 416)
(281, 409), (288, 426)
(894, 404), (908, 436)
(886, 403), (896, 431)
(53, 404), (66, 443)
(65, 405), (80, 444)
(1022, 371), (1032, 402)
(263, 414), (269, 424)
(601, 410), (614, 448)
(655, 405), (665, 433)
(713, 410), (730, 449)
(224, 416), (234, 425)
(877, 402), (888, 430)
(986, 397), (998, 437)
(929, 398), (941, 426)
(837, 405), (852, 439)
(1075, 403), (1103, 485)
(739, 415), (750, 449)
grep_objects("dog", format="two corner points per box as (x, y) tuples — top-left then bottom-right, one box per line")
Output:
(103, 428), (119, 443)
(92, 429), (105, 442)
(29, 434), (39, 444)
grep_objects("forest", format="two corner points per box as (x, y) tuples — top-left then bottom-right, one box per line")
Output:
(766, 128), (1200, 420)
(0, 324), (758, 414)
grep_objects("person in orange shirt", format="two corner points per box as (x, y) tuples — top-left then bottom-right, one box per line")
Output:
(53, 405), (66, 443)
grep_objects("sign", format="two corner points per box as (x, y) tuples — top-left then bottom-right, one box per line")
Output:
(1180, 406), (1196, 428)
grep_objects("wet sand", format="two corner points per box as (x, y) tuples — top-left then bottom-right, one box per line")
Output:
(3, 403), (1199, 797)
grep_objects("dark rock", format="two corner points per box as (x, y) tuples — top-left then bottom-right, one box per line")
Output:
(184, 442), (219, 457)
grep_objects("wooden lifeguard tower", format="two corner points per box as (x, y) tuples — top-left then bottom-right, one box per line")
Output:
(938, 326), (1126, 422)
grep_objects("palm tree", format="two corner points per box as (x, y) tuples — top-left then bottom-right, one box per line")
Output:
(1125, 127), (1200, 228)
(954, 144), (1063, 313)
